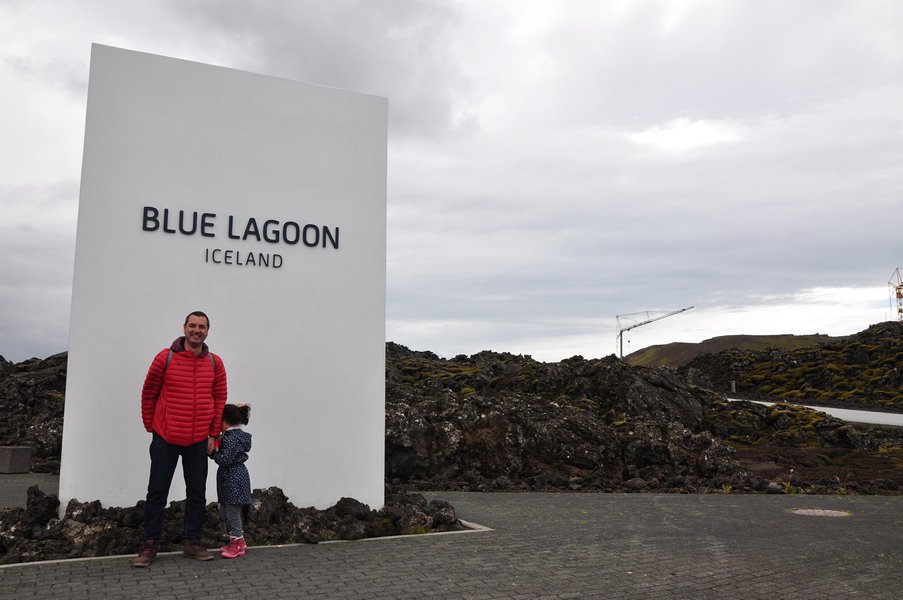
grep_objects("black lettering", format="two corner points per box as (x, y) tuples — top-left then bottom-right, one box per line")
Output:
(283, 221), (300, 245)
(302, 224), (320, 247)
(323, 226), (339, 249)
(263, 220), (280, 243)
(227, 216), (240, 240)
(162, 208), (176, 233)
(201, 213), (216, 237)
(178, 210), (198, 235)
(243, 218), (261, 242)
(142, 206), (160, 231)
(204, 248), (285, 268)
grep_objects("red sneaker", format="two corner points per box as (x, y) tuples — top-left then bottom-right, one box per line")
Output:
(221, 536), (246, 559)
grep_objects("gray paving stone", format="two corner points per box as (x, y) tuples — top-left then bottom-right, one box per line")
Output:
(0, 484), (901, 598)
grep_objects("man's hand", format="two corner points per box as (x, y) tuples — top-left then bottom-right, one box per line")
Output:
(207, 437), (216, 455)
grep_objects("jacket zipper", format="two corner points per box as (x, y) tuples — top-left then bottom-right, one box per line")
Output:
(191, 353), (198, 442)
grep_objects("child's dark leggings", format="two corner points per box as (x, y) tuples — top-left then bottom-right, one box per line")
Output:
(219, 503), (244, 538)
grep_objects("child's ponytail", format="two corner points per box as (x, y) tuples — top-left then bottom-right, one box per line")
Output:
(223, 403), (251, 426)
(237, 402), (251, 425)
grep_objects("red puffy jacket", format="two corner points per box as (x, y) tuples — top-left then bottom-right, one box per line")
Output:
(141, 337), (228, 446)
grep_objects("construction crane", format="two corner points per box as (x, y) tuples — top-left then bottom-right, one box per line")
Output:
(616, 306), (694, 359)
(890, 268), (903, 322)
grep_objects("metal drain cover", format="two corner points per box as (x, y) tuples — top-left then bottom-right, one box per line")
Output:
(791, 509), (852, 517)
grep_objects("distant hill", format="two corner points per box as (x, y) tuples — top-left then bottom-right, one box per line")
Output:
(681, 321), (903, 412)
(625, 333), (839, 369)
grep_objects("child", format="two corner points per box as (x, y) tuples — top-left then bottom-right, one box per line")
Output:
(211, 403), (252, 559)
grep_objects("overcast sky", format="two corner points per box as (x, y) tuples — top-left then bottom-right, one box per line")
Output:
(2, 0), (901, 363)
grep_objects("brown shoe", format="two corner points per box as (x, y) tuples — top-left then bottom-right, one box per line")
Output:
(133, 540), (157, 567)
(183, 541), (214, 561)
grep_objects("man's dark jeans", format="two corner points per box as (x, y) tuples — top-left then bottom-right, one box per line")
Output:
(141, 433), (208, 547)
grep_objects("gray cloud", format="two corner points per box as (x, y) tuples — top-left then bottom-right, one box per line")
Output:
(1, 0), (901, 361)
(170, 0), (469, 139)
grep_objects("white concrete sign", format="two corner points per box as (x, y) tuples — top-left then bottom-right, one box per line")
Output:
(60, 45), (387, 510)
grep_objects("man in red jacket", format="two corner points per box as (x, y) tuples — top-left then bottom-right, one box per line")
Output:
(133, 310), (228, 567)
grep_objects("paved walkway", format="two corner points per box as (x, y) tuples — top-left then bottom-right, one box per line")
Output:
(0, 475), (901, 599)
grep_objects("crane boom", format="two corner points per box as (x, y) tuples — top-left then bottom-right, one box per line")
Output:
(616, 306), (694, 359)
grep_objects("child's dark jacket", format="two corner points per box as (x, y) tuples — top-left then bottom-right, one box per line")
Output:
(211, 428), (252, 505)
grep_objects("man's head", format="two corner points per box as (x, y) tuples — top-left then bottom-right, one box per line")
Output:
(183, 311), (210, 350)
(184, 311), (210, 328)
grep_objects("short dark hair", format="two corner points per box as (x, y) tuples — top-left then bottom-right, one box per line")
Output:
(184, 311), (210, 328)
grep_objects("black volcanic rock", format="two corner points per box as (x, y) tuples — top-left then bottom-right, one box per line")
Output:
(384, 342), (903, 495)
(5, 343), (901, 495)
(385, 344), (744, 492)
(0, 485), (462, 564)
(0, 352), (67, 473)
